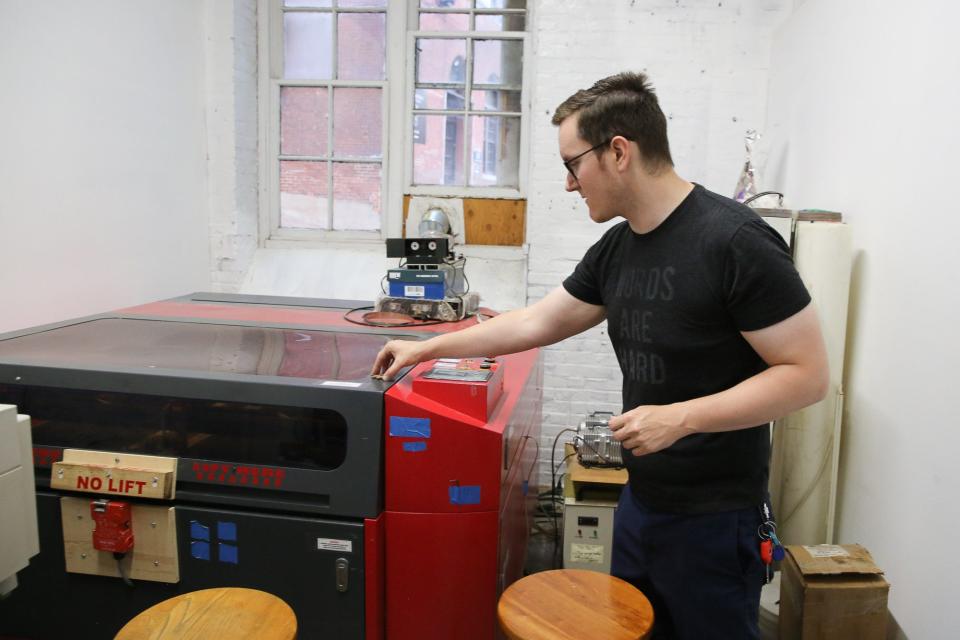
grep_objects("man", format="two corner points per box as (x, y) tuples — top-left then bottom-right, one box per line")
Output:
(372, 72), (828, 639)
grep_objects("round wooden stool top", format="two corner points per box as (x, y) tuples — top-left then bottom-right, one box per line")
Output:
(498, 570), (654, 640)
(114, 587), (297, 640)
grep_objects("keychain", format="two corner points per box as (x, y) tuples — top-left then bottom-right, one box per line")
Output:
(757, 499), (784, 584)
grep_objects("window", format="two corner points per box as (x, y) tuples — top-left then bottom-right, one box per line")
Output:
(409, 1), (527, 195)
(260, 0), (528, 243)
(262, 0), (392, 238)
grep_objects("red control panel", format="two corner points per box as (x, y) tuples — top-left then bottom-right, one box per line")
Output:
(412, 358), (505, 422)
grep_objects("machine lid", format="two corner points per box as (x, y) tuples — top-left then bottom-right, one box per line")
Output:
(0, 317), (403, 382)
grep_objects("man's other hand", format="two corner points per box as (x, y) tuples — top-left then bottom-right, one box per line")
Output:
(608, 404), (695, 456)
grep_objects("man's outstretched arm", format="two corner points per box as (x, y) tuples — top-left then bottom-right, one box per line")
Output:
(371, 287), (606, 380)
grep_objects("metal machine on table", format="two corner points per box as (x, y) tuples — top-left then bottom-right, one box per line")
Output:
(377, 206), (479, 322)
(0, 292), (542, 640)
(562, 412), (627, 574)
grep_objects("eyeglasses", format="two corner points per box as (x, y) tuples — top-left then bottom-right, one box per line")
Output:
(563, 139), (611, 182)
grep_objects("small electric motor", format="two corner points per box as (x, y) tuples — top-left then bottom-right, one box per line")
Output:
(575, 410), (624, 468)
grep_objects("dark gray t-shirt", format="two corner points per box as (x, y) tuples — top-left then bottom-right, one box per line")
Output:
(563, 184), (811, 513)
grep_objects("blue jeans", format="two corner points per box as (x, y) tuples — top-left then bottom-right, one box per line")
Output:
(611, 485), (764, 640)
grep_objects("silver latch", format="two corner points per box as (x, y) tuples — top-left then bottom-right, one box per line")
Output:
(335, 557), (349, 592)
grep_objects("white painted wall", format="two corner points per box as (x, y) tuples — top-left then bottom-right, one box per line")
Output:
(0, 0), (210, 333)
(765, 1), (960, 637)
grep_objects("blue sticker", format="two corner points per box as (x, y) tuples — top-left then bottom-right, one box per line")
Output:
(191, 540), (210, 561)
(448, 485), (481, 505)
(522, 480), (529, 496)
(219, 543), (239, 564)
(218, 521), (237, 542)
(390, 416), (431, 438)
(190, 520), (210, 541)
(402, 441), (427, 452)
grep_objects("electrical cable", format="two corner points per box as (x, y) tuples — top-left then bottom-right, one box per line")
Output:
(743, 191), (784, 206)
(549, 428), (577, 565)
(342, 306), (447, 328)
(114, 552), (134, 588)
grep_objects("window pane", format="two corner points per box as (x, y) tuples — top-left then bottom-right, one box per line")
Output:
(418, 13), (469, 30)
(469, 115), (519, 188)
(477, 0), (527, 7)
(419, 0), (470, 7)
(470, 89), (521, 112)
(414, 87), (453, 110)
(338, 0), (386, 7)
(337, 12), (385, 80)
(413, 114), (465, 186)
(281, 160), (329, 229)
(333, 88), (382, 158)
(285, 0), (331, 6)
(475, 13), (525, 31)
(472, 39), (522, 87)
(333, 163), (381, 231)
(281, 87), (328, 157)
(416, 38), (467, 85)
(284, 13), (332, 80)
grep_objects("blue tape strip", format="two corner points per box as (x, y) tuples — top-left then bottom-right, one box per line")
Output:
(402, 440), (427, 452)
(218, 543), (239, 564)
(448, 485), (481, 505)
(190, 540), (210, 561)
(190, 520), (210, 541)
(390, 416), (431, 438)
(218, 521), (237, 542)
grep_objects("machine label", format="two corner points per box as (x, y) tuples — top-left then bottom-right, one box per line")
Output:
(570, 543), (604, 564)
(52, 450), (177, 500)
(77, 475), (148, 495)
(802, 545), (850, 558)
(317, 537), (353, 553)
(404, 285), (425, 297)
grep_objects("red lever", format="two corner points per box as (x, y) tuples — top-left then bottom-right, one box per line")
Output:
(91, 499), (135, 554)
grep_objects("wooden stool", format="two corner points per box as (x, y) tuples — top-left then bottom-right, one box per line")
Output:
(114, 587), (297, 640)
(498, 570), (654, 640)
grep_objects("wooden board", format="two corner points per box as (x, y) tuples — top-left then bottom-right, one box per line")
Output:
(402, 195), (526, 246)
(51, 449), (177, 500)
(565, 443), (628, 484)
(462, 198), (525, 246)
(61, 496), (179, 583)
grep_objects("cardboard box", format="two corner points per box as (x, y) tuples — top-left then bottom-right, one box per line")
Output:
(779, 544), (889, 640)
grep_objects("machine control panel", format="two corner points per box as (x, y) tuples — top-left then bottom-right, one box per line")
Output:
(422, 358), (497, 382)
(413, 358), (505, 422)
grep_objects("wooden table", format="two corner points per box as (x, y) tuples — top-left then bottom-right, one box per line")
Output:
(114, 587), (297, 640)
(498, 569), (653, 640)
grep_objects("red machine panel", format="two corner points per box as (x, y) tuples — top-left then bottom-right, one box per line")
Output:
(385, 350), (542, 640)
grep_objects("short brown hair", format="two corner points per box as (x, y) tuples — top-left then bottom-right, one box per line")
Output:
(552, 71), (673, 170)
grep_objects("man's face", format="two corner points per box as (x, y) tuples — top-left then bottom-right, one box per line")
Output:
(558, 116), (616, 223)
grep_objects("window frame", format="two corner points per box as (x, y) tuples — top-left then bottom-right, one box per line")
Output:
(257, 1), (530, 247)
(404, 2), (529, 199)
(259, 0), (406, 245)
